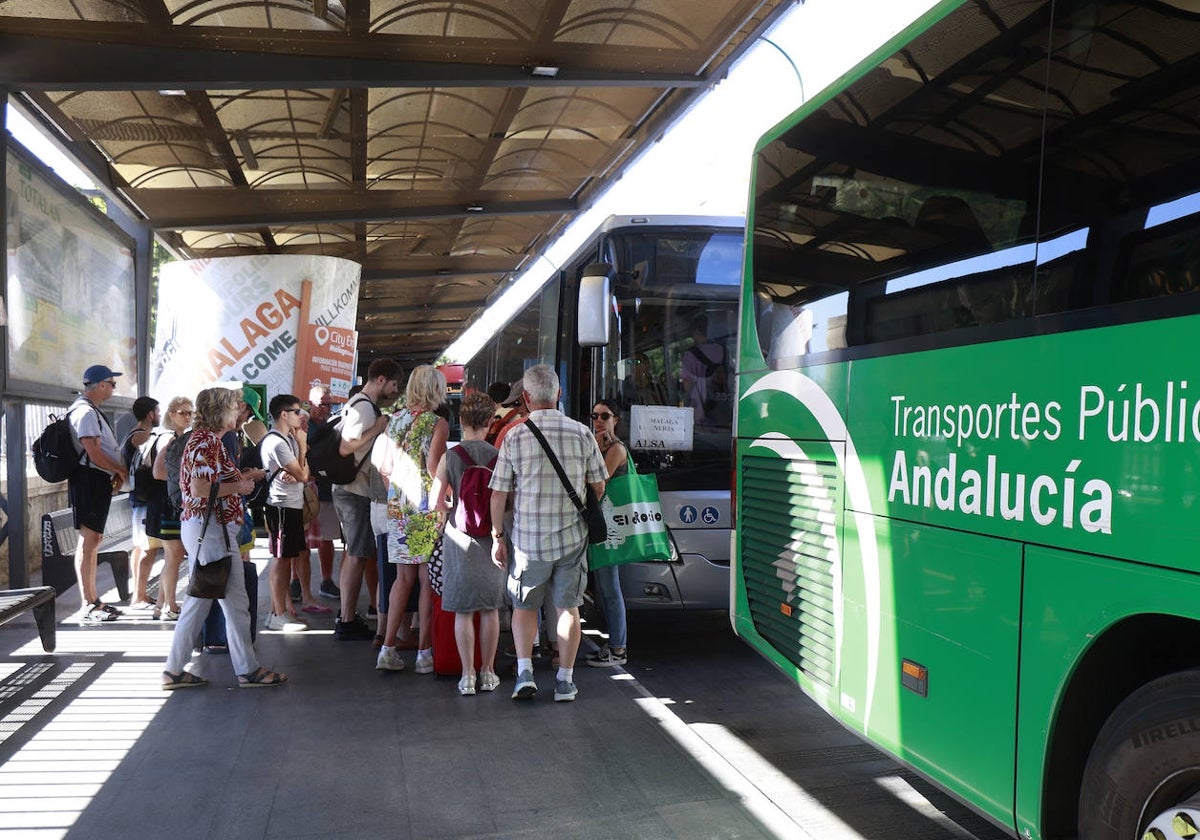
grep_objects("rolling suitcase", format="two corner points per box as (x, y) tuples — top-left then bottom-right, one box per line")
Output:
(197, 559), (259, 651)
(430, 592), (480, 676)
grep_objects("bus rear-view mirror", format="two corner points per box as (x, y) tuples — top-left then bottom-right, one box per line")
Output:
(578, 262), (614, 346)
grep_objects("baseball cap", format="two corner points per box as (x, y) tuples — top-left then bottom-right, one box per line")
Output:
(501, 380), (524, 407)
(241, 385), (268, 422)
(83, 364), (122, 385)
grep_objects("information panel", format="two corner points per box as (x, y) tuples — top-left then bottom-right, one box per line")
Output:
(5, 146), (138, 394)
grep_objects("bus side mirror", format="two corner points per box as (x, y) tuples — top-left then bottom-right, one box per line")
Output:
(578, 262), (614, 347)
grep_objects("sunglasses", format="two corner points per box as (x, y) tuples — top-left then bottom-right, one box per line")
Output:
(175, 409), (194, 416)
(283, 407), (304, 415)
(591, 412), (614, 421)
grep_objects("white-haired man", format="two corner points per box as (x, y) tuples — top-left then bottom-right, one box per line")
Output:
(489, 364), (607, 702)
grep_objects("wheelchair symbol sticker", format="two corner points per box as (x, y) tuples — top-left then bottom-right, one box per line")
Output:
(701, 506), (720, 525)
(679, 505), (698, 524)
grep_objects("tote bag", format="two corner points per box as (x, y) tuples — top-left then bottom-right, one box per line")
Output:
(588, 459), (673, 569)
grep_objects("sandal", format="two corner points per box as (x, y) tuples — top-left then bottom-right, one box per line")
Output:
(82, 602), (119, 623)
(238, 667), (287, 688)
(162, 670), (207, 690)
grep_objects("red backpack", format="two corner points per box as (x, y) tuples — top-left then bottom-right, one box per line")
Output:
(451, 446), (497, 538)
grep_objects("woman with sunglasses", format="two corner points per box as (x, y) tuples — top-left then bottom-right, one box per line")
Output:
(587, 399), (629, 667)
(150, 396), (194, 620)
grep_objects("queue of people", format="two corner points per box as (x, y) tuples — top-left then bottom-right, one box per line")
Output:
(63, 357), (635, 702)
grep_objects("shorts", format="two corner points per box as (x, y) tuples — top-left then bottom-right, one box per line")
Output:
(157, 499), (182, 540)
(507, 541), (587, 612)
(131, 503), (163, 551)
(68, 467), (114, 533)
(332, 490), (375, 558)
(265, 505), (306, 559)
(305, 500), (340, 547)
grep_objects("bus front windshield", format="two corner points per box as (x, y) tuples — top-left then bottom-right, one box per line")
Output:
(592, 228), (741, 491)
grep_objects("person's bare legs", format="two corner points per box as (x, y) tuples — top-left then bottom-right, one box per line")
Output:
(479, 609), (500, 673)
(555, 606), (582, 668)
(295, 547), (320, 610)
(130, 544), (154, 605)
(455, 611), (477, 676)
(382, 565), (416, 646)
(269, 555), (291, 617)
(364, 556), (379, 612)
(338, 554), (367, 622)
(74, 526), (103, 611)
(157, 539), (184, 613)
(511, 607), (538, 661)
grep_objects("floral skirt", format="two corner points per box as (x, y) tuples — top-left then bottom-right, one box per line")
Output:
(386, 507), (440, 565)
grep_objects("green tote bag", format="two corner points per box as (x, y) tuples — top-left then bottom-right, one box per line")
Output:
(588, 457), (673, 569)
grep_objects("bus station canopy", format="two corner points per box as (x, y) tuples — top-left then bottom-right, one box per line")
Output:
(0, 0), (789, 369)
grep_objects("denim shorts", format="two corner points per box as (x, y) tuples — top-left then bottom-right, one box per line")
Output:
(507, 541), (587, 611)
(332, 490), (375, 557)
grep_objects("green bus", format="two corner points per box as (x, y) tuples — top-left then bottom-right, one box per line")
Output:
(732, 2), (1200, 838)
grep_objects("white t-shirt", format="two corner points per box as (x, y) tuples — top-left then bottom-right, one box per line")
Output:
(260, 429), (302, 509)
(69, 397), (119, 474)
(337, 393), (382, 498)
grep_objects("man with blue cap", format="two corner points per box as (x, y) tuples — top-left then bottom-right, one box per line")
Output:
(69, 364), (129, 622)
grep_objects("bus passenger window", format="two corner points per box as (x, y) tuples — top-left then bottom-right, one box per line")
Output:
(757, 291), (848, 369)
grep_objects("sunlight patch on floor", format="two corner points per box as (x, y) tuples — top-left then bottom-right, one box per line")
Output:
(0, 661), (167, 838)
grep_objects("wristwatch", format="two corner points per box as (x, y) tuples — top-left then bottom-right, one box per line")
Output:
(491, 530), (504, 539)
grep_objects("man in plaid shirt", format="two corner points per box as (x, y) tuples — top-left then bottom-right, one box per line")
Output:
(489, 364), (607, 702)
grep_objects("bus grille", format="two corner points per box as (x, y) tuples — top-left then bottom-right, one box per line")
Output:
(739, 453), (838, 688)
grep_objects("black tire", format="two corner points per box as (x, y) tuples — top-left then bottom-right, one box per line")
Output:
(1079, 668), (1200, 839)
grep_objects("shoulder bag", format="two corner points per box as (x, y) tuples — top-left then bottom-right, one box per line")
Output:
(525, 420), (606, 545)
(588, 452), (674, 569)
(186, 481), (234, 599)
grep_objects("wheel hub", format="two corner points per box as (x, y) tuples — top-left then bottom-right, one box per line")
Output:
(1143, 794), (1200, 840)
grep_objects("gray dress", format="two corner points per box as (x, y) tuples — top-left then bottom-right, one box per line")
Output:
(441, 439), (508, 612)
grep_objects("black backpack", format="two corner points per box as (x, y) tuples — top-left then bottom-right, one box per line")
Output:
(126, 431), (166, 504)
(33, 408), (85, 483)
(306, 395), (380, 485)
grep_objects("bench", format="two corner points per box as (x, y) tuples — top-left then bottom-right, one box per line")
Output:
(0, 588), (57, 652)
(40, 493), (134, 604)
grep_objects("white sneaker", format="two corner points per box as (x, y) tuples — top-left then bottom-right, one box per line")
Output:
(478, 671), (500, 692)
(414, 652), (434, 675)
(376, 646), (405, 671)
(458, 675), (476, 696)
(265, 613), (308, 632)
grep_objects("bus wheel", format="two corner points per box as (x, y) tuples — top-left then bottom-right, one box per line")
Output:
(1079, 669), (1200, 840)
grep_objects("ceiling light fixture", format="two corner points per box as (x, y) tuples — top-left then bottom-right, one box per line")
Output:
(466, 204), (484, 212)
(529, 65), (560, 78)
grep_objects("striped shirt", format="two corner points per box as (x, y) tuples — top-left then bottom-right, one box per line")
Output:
(490, 409), (607, 564)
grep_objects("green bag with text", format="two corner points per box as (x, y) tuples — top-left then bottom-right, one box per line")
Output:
(588, 458), (673, 569)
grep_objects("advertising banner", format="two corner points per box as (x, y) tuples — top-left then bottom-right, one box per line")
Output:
(295, 323), (357, 399)
(149, 254), (360, 404)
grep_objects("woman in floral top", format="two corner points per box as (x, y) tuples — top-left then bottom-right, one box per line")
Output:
(162, 386), (287, 689)
(374, 365), (449, 674)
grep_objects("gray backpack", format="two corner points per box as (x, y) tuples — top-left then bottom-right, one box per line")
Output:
(164, 429), (193, 510)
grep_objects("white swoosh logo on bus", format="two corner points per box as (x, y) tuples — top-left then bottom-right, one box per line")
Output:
(742, 370), (882, 729)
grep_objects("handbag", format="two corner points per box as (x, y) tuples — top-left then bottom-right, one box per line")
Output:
(302, 483), (320, 526)
(588, 455), (674, 569)
(526, 420), (607, 545)
(186, 481), (234, 599)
